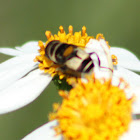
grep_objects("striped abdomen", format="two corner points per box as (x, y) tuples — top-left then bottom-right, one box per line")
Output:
(45, 40), (94, 73)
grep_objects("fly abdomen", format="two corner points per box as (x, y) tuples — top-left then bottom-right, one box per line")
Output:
(45, 40), (60, 61)
(77, 57), (94, 73)
(45, 40), (76, 64)
(45, 40), (94, 75)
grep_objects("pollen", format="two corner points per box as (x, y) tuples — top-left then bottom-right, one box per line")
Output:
(45, 31), (52, 40)
(112, 54), (118, 65)
(50, 76), (133, 140)
(68, 25), (73, 34)
(59, 26), (64, 33)
(82, 26), (86, 36)
(96, 33), (105, 40)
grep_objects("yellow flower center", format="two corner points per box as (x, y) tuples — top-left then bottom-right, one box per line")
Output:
(34, 25), (94, 79)
(34, 25), (118, 80)
(49, 76), (133, 140)
(46, 25), (94, 47)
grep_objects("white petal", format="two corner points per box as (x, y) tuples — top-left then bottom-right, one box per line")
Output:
(0, 41), (39, 56)
(111, 47), (140, 71)
(113, 66), (140, 88)
(22, 120), (63, 140)
(23, 120), (140, 140)
(111, 47), (139, 62)
(0, 69), (52, 114)
(0, 48), (22, 56)
(130, 87), (140, 114)
(120, 120), (140, 140)
(116, 60), (140, 72)
(86, 39), (113, 79)
(0, 63), (36, 91)
(16, 41), (39, 54)
(112, 77), (140, 114)
(0, 54), (38, 91)
(0, 54), (37, 72)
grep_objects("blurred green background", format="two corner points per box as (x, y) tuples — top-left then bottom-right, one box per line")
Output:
(0, 0), (139, 139)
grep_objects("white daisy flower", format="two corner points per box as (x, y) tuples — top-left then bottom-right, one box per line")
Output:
(22, 76), (140, 140)
(22, 120), (140, 140)
(0, 26), (140, 115)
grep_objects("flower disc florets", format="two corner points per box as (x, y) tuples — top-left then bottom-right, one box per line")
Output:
(35, 26), (92, 77)
(50, 75), (133, 140)
(35, 26), (117, 81)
